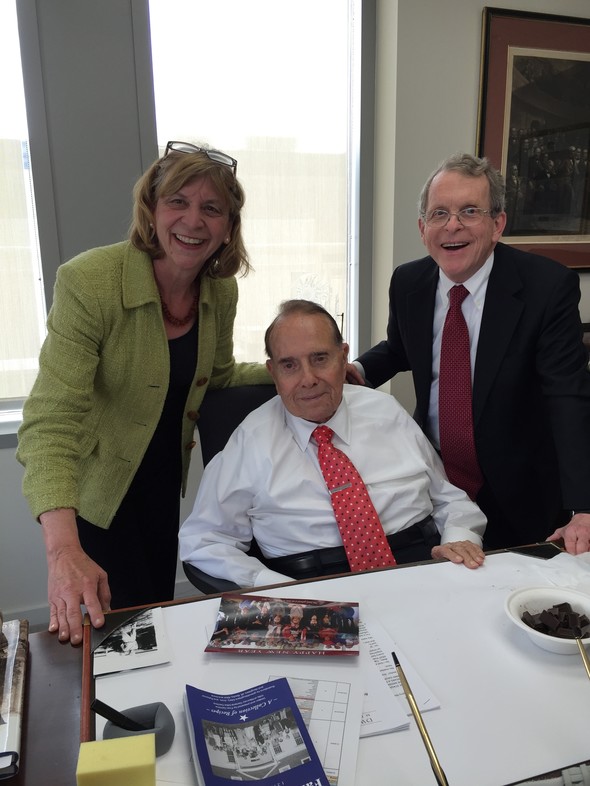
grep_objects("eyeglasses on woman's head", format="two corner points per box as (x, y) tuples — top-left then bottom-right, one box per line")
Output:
(164, 141), (237, 175)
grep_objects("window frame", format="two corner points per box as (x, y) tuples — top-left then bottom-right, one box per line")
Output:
(3, 0), (376, 448)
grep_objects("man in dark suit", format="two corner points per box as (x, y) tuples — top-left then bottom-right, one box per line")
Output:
(349, 153), (590, 553)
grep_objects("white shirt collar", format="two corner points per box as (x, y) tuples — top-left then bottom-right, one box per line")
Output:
(438, 250), (495, 309)
(283, 393), (352, 451)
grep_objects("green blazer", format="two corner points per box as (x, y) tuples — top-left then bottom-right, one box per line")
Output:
(17, 241), (270, 528)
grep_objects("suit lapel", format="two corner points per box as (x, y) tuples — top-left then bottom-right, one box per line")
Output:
(473, 245), (524, 426)
(405, 261), (438, 423)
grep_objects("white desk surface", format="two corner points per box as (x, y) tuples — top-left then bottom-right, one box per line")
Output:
(94, 552), (590, 786)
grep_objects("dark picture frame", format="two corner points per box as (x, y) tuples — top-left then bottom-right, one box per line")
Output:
(477, 7), (590, 268)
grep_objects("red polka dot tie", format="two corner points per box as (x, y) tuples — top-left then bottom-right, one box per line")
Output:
(312, 425), (397, 571)
(438, 284), (484, 500)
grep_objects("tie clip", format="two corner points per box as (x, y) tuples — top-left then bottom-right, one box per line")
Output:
(329, 482), (352, 494)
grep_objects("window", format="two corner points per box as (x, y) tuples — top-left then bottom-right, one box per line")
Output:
(148, 0), (359, 361)
(0, 1), (45, 408)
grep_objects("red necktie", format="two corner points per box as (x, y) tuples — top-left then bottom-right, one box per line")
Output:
(312, 425), (397, 571)
(438, 284), (483, 500)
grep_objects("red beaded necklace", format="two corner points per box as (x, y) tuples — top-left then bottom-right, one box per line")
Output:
(160, 291), (199, 327)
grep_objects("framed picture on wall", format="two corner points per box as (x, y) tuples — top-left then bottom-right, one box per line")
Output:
(477, 7), (590, 269)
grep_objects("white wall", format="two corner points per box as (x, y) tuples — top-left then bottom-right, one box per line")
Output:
(3, 0), (590, 624)
(0, 451), (48, 627)
(374, 0), (590, 412)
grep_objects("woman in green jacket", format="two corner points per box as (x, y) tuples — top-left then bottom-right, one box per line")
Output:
(17, 142), (271, 644)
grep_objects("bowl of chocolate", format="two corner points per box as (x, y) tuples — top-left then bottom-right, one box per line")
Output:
(505, 587), (590, 655)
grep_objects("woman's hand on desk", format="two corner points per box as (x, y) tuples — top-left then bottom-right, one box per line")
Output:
(431, 540), (485, 569)
(41, 509), (111, 645)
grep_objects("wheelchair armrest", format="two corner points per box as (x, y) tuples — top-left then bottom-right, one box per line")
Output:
(182, 561), (241, 595)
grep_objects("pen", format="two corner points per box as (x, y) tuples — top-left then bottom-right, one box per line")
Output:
(90, 698), (150, 732)
(392, 652), (449, 786)
(576, 638), (590, 681)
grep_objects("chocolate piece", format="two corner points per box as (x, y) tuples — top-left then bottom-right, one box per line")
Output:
(563, 612), (580, 629)
(520, 601), (590, 640)
(522, 611), (536, 627)
(539, 610), (560, 630)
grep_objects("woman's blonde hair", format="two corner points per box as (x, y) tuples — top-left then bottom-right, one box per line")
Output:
(130, 149), (250, 278)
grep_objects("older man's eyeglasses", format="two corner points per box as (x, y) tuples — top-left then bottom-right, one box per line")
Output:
(164, 141), (238, 175)
(422, 207), (492, 227)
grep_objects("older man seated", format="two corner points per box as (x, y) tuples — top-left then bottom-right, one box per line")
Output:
(179, 300), (487, 587)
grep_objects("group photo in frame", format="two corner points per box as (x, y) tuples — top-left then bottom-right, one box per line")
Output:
(477, 7), (590, 268)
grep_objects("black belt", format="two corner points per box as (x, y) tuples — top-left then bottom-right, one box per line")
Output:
(265, 516), (437, 578)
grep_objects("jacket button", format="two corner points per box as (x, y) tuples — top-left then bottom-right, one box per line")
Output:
(187, 410), (199, 421)
(195, 377), (208, 387)
(185, 440), (197, 450)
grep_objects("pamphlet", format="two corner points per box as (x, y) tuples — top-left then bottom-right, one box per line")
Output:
(205, 594), (359, 656)
(360, 617), (440, 715)
(268, 674), (362, 781)
(184, 678), (330, 786)
(359, 657), (410, 736)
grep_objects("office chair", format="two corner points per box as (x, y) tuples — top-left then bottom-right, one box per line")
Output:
(182, 384), (277, 594)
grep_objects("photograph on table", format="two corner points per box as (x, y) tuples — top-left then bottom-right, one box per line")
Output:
(92, 607), (171, 676)
(205, 594), (360, 655)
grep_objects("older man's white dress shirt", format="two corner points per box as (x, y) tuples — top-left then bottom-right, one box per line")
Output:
(179, 386), (486, 587)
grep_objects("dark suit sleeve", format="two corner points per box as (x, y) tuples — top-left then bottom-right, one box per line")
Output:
(355, 267), (411, 387)
(537, 269), (590, 509)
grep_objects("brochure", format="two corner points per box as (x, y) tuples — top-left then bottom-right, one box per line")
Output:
(359, 617), (440, 715)
(205, 594), (359, 656)
(184, 677), (331, 786)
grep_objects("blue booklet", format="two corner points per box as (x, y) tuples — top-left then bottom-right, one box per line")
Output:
(184, 678), (330, 786)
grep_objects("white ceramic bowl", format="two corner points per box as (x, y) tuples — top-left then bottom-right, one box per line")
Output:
(505, 586), (590, 655)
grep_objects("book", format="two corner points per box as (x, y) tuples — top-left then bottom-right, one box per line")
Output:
(184, 677), (330, 786)
(205, 594), (359, 656)
(0, 618), (29, 779)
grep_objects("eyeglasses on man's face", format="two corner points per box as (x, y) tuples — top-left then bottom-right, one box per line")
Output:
(422, 207), (493, 227)
(164, 141), (238, 175)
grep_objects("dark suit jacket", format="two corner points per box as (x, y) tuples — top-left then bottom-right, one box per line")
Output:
(358, 242), (590, 547)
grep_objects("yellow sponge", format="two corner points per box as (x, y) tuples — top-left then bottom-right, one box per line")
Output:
(76, 733), (156, 785)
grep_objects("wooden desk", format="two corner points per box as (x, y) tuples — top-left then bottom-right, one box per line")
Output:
(13, 631), (82, 786)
